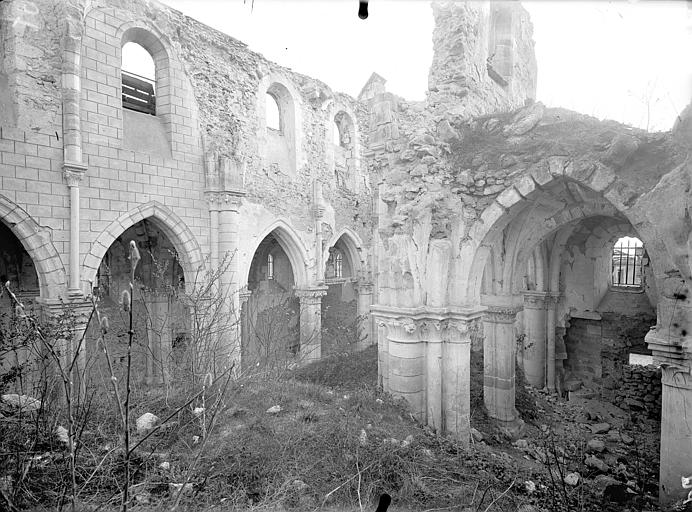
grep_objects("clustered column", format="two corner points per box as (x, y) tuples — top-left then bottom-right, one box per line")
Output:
(373, 306), (483, 444)
(483, 305), (522, 429)
(522, 291), (549, 388)
(295, 286), (328, 363)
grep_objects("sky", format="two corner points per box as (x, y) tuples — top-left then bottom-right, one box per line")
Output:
(131, 0), (692, 133)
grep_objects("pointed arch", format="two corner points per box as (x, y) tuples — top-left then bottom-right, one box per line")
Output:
(82, 201), (203, 290)
(322, 227), (365, 280)
(0, 195), (66, 298)
(456, 166), (666, 306)
(241, 218), (309, 289)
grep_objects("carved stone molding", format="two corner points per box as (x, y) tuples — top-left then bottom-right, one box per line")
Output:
(63, 161), (87, 187)
(354, 280), (374, 295)
(484, 305), (521, 324)
(239, 288), (252, 305)
(205, 191), (245, 212)
(523, 291), (549, 309)
(294, 286), (328, 305)
(372, 304), (486, 343)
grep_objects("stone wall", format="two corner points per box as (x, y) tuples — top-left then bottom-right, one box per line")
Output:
(612, 364), (662, 419)
(0, 0), (375, 304)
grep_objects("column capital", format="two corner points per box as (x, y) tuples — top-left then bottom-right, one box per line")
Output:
(239, 288), (252, 305)
(484, 305), (522, 324)
(371, 305), (485, 342)
(63, 161), (87, 187)
(294, 286), (328, 304)
(354, 280), (374, 294)
(206, 190), (245, 212)
(523, 291), (550, 309)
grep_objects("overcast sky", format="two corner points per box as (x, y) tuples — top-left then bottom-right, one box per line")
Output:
(144, 0), (692, 132)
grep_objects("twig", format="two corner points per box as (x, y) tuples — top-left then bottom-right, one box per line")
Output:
(482, 478), (515, 512)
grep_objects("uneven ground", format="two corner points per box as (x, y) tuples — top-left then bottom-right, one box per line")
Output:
(1, 345), (665, 512)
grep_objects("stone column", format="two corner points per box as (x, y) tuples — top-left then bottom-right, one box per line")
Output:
(377, 315), (425, 419)
(144, 290), (171, 385)
(546, 293), (559, 392)
(214, 191), (244, 371)
(63, 164), (87, 296)
(373, 305), (483, 443)
(36, 297), (92, 395)
(376, 320), (389, 390)
(239, 288), (251, 370)
(295, 286), (328, 363)
(522, 291), (548, 388)
(483, 304), (523, 432)
(354, 280), (374, 349)
(647, 321), (692, 506)
(442, 310), (483, 442)
(658, 366), (692, 506)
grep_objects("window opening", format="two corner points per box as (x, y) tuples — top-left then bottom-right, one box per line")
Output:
(267, 253), (274, 280)
(266, 93), (281, 131)
(334, 251), (343, 278)
(612, 236), (644, 287)
(122, 42), (156, 116)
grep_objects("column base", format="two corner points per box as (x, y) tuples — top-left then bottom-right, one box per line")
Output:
(496, 416), (526, 440)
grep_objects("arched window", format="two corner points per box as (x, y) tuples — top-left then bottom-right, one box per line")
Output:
(266, 92), (281, 132)
(121, 42), (156, 116)
(334, 251), (343, 278)
(612, 236), (644, 287)
(267, 253), (274, 280)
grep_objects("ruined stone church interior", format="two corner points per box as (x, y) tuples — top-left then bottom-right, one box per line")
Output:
(1, 0), (691, 509)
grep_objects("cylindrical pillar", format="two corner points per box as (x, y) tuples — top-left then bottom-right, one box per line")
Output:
(63, 167), (86, 296)
(546, 294), (558, 391)
(355, 280), (374, 349)
(483, 305), (521, 424)
(659, 366), (692, 506)
(377, 320), (389, 390)
(216, 192), (243, 372)
(384, 318), (424, 419)
(239, 289), (251, 370)
(424, 321), (442, 431)
(442, 316), (477, 443)
(295, 287), (328, 363)
(522, 292), (548, 388)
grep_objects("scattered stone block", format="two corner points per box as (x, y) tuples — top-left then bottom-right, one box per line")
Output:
(564, 472), (580, 486)
(585, 455), (609, 473)
(590, 422), (611, 434)
(587, 438), (606, 453)
(136, 413), (159, 433)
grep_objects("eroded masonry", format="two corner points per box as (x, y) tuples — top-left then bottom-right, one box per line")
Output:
(1, 0), (691, 505)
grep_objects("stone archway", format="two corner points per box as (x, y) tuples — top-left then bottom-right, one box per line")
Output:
(0, 195), (66, 299)
(83, 201), (203, 293)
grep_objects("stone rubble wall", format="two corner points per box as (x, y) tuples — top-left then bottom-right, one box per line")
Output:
(613, 364), (662, 419)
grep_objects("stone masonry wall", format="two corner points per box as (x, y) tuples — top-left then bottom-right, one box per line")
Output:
(612, 364), (662, 419)
(0, 0), (375, 301)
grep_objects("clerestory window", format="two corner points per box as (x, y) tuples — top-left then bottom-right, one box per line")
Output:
(121, 42), (156, 116)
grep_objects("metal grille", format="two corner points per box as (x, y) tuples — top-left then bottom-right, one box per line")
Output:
(612, 238), (644, 287)
(122, 70), (156, 115)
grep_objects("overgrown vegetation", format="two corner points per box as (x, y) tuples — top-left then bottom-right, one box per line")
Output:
(0, 245), (665, 511)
